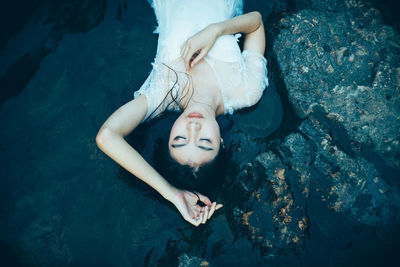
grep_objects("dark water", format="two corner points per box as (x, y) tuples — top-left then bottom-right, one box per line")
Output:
(0, 0), (399, 266)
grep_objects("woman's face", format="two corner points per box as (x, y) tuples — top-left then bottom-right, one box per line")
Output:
(169, 112), (221, 168)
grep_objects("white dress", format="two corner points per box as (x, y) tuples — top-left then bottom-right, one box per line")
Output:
(134, 0), (269, 121)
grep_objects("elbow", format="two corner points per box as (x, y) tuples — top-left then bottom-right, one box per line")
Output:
(96, 127), (114, 149)
(253, 11), (263, 25)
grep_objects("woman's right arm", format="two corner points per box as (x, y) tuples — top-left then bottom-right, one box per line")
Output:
(214, 11), (265, 55)
(181, 11), (265, 70)
(96, 95), (178, 201)
(95, 95), (221, 225)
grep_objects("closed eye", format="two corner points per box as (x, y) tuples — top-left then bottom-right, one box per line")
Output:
(199, 138), (211, 143)
(174, 136), (186, 141)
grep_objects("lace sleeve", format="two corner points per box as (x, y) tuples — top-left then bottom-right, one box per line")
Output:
(241, 49), (269, 107)
(134, 62), (184, 122)
(134, 69), (157, 122)
(133, 65), (169, 122)
(203, 49), (269, 115)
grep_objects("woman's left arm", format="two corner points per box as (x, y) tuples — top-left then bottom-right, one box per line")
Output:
(181, 11), (265, 70)
(96, 96), (222, 226)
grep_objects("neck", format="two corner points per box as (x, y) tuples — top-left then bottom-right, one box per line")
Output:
(180, 85), (223, 117)
(182, 96), (218, 118)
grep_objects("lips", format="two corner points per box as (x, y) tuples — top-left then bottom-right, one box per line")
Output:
(188, 112), (203, 118)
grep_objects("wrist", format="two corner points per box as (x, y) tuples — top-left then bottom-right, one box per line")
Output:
(163, 185), (180, 203)
(209, 23), (223, 38)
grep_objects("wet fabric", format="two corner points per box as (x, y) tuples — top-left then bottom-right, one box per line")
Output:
(134, 0), (269, 121)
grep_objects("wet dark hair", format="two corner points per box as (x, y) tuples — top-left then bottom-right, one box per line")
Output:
(146, 63), (194, 120)
(152, 135), (230, 199)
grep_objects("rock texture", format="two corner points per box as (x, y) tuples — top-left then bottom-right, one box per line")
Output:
(227, 0), (400, 260)
(274, 0), (400, 169)
(231, 151), (308, 259)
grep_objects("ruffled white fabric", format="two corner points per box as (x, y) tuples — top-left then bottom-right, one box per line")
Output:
(134, 0), (269, 121)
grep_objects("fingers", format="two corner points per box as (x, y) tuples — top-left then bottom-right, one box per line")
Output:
(201, 207), (209, 224)
(181, 40), (192, 71)
(194, 205), (201, 213)
(190, 217), (201, 227)
(186, 203), (223, 226)
(181, 39), (202, 71)
(181, 45), (189, 64)
(207, 202), (223, 219)
(192, 207), (209, 226)
(188, 207), (201, 219)
(190, 49), (207, 69)
(208, 202), (216, 219)
(187, 211), (200, 226)
(188, 205), (204, 227)
(184, 52), (192, 71)
(196, 192), (212, 206)
(180, 41), (189, 57)
(194, 209), (204, 226)
(180, 44), (186, 57)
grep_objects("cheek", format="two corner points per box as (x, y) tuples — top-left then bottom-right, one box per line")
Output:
(202, 122), (220, 141)
(210, 122), (221, 138)
(169, 120), (184, 141)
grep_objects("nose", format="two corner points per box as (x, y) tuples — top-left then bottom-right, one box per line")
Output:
(187, 121), (201, 131)
(187, 121), (201, 141)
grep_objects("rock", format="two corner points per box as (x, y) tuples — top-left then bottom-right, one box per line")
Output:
(294, 118), (400, 229)
(228, 2), (400, 255)
(178, 254), (208, 267)
(273, 4), (400, 169)
(232, 152), (308, 259)
(335, 47), (349, 65)
(232, 115), (400, 258)
(309, 0), (346, 11)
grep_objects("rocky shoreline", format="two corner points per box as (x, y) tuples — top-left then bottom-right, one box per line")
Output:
(224, 0), (400, 263)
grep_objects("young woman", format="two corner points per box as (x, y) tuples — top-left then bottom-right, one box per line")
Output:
(96, 0), (268, 226)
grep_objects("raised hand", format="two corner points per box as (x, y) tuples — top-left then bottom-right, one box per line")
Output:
(172, 189), (223, 226)
(180, 24), (219, 71)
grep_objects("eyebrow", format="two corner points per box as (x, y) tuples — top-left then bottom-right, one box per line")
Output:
(171, 144), (214, 151)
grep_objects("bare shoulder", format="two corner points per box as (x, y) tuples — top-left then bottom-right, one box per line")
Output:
(99, 94), (148, 136)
